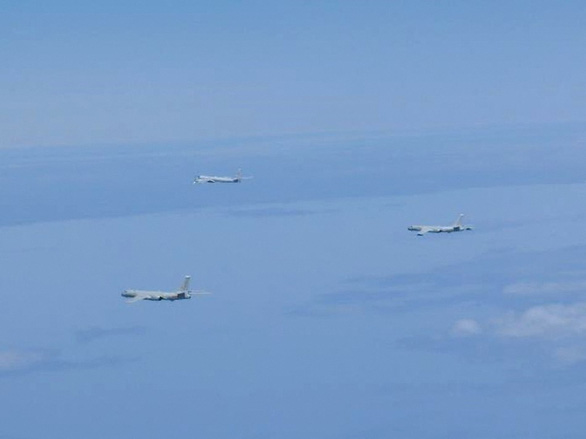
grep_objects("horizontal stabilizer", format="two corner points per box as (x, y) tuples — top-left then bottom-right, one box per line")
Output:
(192, 290), (212, 295)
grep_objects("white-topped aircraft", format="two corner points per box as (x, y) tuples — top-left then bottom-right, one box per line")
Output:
(121, 276), (210, 303)
(408, 214), (473, 236)
(193, 169), (252, 184)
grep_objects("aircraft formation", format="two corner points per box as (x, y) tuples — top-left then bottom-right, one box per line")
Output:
(122, 169), (473, 303)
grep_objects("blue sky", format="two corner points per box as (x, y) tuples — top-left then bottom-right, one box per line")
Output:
(2, 1), (586, 147)
(2, 2), (586, 439)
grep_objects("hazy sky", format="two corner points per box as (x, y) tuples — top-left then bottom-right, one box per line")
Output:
(2, 2), (586, 439)
(2, 0), (586, 147)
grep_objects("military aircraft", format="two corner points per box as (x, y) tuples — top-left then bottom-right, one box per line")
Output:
(193, 169), (252, 184)
(408, 214), (473, 236)
(121, 276), (210, 303)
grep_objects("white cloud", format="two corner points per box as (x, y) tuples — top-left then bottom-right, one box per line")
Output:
(503, 281), (586, 295)
(495, 303), (586, 338)
(451, 319), (482, 337)
(0, 351), (45, 371)
(451, 302), (586, 364)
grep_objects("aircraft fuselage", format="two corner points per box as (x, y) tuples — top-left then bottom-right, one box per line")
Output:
(121, 290), (191, 301)
(194, 176), (241, 184)
(408, 225), (463, 233)
(408, 225), (472, 236)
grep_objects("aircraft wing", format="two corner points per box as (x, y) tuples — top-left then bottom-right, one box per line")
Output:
(126, 295), (147, 304)
(125, 292), (157, 303)
(194, 176), (215, 183)
(417, 227), (432, 236)
(192, 290), (212, 295)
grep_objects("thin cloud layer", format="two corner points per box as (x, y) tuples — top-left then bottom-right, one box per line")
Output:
(0, 350), (46, 372)
(495, 303), (586, 339)
(451, 319), (482, 337)
(75, 326), (146, 344)
(503, 281), (586, 295)
(553, 346), (586, 365)
(222, 206), (328, 218)
(0, 349), (134, 377)
(449, 302), (586, 365)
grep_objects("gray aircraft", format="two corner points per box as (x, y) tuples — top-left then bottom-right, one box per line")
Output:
(408, 214), (473, 236)
(121, 276), (210, 303)
(193, 168), (252, 184)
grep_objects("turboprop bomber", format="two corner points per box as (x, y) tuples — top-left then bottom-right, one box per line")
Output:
(408, 214), (472, 236)
(121, 276), (210, 303)
(193, 169), (252, 184)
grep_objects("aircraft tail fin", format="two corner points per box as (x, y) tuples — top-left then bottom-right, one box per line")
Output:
(179, 275), (191, 292)
(453, 214), (464, 227)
